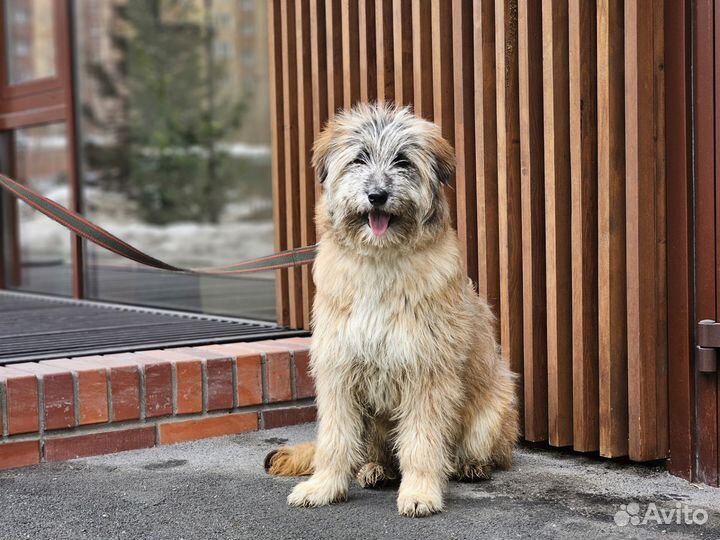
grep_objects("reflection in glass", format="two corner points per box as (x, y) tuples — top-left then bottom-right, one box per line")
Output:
(12, 123), (72, 296)
(76, 0), (275, 320)
(4, 0), (57, 84)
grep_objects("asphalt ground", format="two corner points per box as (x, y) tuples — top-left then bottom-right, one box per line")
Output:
(1, 423), (718, 540)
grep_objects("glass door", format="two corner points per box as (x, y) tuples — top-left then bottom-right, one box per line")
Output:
(4, 122), (73, 295)
(75, 0), (276, 320)
(0, 0), (276, 321)
(0, 0), (81, 297)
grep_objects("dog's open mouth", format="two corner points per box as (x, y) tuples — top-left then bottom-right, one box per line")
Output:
(368, 209), (392, 237)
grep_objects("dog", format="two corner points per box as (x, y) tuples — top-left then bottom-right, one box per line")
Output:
(265, 103), (518, 517)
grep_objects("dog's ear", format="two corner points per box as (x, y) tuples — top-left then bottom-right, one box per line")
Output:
(429, 131), (456, 186)
(312, 119), (337, 184)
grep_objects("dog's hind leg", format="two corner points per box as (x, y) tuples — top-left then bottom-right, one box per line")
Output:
(454, 406), (500, 481)
(356, 415), (398, 488)
(456, 362), (518, 480)
(265, 442), (315, 476)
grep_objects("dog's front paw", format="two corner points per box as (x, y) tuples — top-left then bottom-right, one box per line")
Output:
(287, 477), (347, 508)
(356, 462), (398, 488)
(397, 479), (443, 518)
(396, 490), (443, 517)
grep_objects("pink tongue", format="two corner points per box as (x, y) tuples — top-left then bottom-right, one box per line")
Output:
(369, 210), (391, 236)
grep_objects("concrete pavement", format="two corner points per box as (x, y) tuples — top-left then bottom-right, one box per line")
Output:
(1, 423), (718, 539)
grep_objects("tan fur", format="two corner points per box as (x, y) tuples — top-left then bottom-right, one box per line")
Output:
(266, 442), (315, 476)
(266, 103), (518, 517)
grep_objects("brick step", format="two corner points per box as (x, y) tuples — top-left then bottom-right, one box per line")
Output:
(0, 337), (315, 470)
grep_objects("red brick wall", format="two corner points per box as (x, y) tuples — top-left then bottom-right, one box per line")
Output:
(0, 338), (315, 470)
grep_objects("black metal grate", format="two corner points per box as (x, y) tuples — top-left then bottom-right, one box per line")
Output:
(0, 291), (309, 364)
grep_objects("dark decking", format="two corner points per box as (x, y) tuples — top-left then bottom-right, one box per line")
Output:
(0, 291), (308, 364)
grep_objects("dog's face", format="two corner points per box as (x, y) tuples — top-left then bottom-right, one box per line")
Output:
(312, 103), (455, 251)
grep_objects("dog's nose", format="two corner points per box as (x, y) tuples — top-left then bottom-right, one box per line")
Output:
(368, 191), (389, 206)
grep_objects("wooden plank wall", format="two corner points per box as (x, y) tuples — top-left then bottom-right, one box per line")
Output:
(268, 0), (667, 461)
(692, 0), (718, 486)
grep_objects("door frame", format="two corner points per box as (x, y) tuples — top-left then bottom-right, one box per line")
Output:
(0, 0), (83, 297)
(668, 0), (720, 487)
(691, 0), (720, 487)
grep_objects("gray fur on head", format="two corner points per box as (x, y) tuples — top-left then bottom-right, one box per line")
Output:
(312, 102), (456, 252)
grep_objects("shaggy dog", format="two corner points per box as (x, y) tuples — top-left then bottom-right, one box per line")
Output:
(265, 103), (518, 517)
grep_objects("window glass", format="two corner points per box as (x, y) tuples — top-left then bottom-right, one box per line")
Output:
(9, 122), (72, 296)
(75, 0), (275, 320)
(4, 0), (57, 84)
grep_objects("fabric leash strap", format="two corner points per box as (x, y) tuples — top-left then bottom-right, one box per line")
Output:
(0, 173), (317, 275)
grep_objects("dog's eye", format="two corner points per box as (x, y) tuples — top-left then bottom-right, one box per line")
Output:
(393, 152), (410, 169)
(351, 153), (367, 166)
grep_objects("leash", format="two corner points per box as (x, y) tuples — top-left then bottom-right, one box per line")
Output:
(0, 173), (317, 275)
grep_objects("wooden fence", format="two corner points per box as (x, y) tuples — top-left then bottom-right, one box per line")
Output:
(267, 0), (667, 462)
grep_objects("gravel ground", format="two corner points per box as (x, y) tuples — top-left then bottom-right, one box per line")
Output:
(1, 423), (718, 540)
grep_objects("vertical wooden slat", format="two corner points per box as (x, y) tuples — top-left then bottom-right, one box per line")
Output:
(280, 0), (304, 329)
(655, 0), (669, 463)
(693, 0), (717, 484)
(624, 0), (668, 462)
(308, 0), (328, 318)
(376, 0), (395, 103)
(569, 0), (599, 452)
(326, 0), (344, 117)
(392, 0), (413, 106)
(654, 0), (668, 464)
(517, 0), (547, 442)
(473, 0), (500, 324)
(452, 0), (478, 283)
(359, 0), (377, 103)
(341, 0), (361, 109)
(412, 0), (433, 119)
(431, 0), (455, 223)
(665, 0), (693, 481)
(542, 0), (573, 447)
(268, 0), (290, 326)
(597, 0), (628, 458)
(311, 0), (328, 167)
(311, 0), (329, 136)
(495, 0), (524, 428)
(296, 0), (315, 330)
